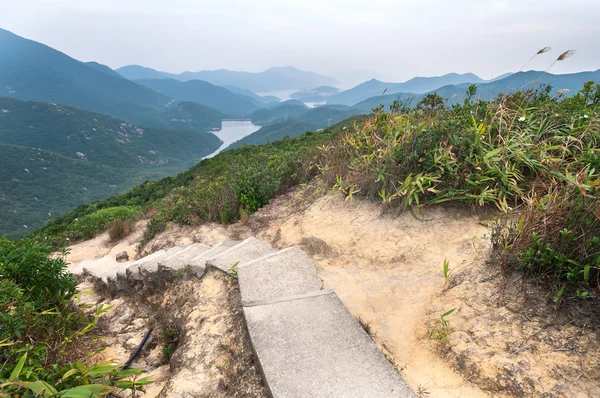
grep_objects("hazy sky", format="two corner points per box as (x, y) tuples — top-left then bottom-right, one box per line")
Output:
(2, 0), (599, 86)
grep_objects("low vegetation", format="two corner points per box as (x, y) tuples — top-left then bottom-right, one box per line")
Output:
(35, 118), (360, 248)
(0, 238), (149, 396)
(33, 60), (600, 303)
(315, 79), (600, 297)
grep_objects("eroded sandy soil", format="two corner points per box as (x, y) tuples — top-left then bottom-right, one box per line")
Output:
(75, 271), (265, 397)
(69, 185), (600, 397)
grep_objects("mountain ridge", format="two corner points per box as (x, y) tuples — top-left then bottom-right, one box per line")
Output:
(116, 64), (339, 92)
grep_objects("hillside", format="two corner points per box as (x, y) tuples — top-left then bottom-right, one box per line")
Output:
(223, 85), (280, 103)
(327, 73), (485, 106)
(134, 78), (260, 117)
(117, 65), (339, 92)
(228, 107), (361, 149)
(0, 97), (221, 237)
(247, 101), (309, 124)
(83, 61), (126, 79)
(352, 69), (600, 111)
(0, 29), (222, 132)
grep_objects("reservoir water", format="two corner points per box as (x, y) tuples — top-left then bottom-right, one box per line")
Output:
(205, 120), (261, 158)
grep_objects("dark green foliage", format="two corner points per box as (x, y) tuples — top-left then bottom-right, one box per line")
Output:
(0, 237), (76, 306)
(38, 126), (344, 248)
(0, 279), (35, 340)
(0, 97), (221, 237)
(66, 206), (139, 241)
(0, 239), (150, 395)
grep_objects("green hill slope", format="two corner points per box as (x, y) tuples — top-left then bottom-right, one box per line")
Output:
(134, 78), (260, 117)
(0, 97), (221, 237)
(0, 29), (223, 132)
(229, 106), (360, 149)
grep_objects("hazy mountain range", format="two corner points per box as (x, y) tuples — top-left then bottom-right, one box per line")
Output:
(1, 26), (599, 236)
(116, 65), (340, 92)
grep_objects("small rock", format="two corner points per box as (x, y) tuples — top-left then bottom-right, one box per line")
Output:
(125, 335), (143, 351)
(116, 251), (129, 262)
(116, 309), (132, 325)
(300, 236), (332, 257)
(146, 345), (165, 367)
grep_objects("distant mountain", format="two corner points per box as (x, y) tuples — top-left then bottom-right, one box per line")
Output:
(134, 78), (260, 117)
(433, 69), (600, 104)
(222, 85), (280, 104)
(229, 105), (359, 149)
(0, 29), (222, 132)
(327, 73), (486, 106)
(0, 97), (221, 237)
(116, 65), (177, 80)
(352, 69), (600, 112)
(116, 64), (339, 92)
(290, 86), (341, 103)
(247, 101), (309, 124)
(84, 62), (126, 79)
(490, 72), (513, 82)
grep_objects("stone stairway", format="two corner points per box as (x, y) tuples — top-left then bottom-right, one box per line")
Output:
(69, 237), (415, 397)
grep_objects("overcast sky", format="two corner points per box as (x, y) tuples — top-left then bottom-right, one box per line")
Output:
(2, 0), (599, 87)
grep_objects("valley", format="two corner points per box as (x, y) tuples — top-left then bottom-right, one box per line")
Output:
(1, 10), (600, 397)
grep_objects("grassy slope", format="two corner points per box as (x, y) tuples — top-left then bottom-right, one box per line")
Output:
(34, 120), (354, 243)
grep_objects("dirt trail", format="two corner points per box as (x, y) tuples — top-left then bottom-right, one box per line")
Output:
(68, 187), (600, 397)
(264, 194), (490, 397)
(66, 220), (148, 263)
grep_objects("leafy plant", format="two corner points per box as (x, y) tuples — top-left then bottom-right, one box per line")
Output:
(357, 316), (375, 338)
(442, 258), (451, 285)
(226, 261), (240, 281)
(429, 308), (456, 341)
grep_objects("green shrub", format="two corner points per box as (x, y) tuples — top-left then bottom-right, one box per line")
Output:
(0, 237), (76, 307)
(492, 184), (600, 290)
(66, 205), (140, 240)
(108, 218), (133, 242)
(0, 238), (149, 396)
(0, 279), (35, 341)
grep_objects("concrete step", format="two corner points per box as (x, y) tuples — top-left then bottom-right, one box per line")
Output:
(158, 243), (211, 272)
(124, 249), (168, 281)
(188, 240), (239, 277)
(206, 237), (277, 273)
(81, 254), (124, 282)
(237, 246), (323, 305)
(137, 245), (187, 277)
(69, 257), (99, 276)
(244, 290), (415, 398)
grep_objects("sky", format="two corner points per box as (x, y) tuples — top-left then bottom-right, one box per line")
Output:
(1, 0), (599, 87)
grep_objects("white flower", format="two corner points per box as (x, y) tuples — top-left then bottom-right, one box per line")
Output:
(584, 114), (589, 119)
(518, 116), (526, 122)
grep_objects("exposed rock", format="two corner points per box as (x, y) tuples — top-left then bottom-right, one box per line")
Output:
(116, 251), (129, 262)
(299, 236), (332, 257)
